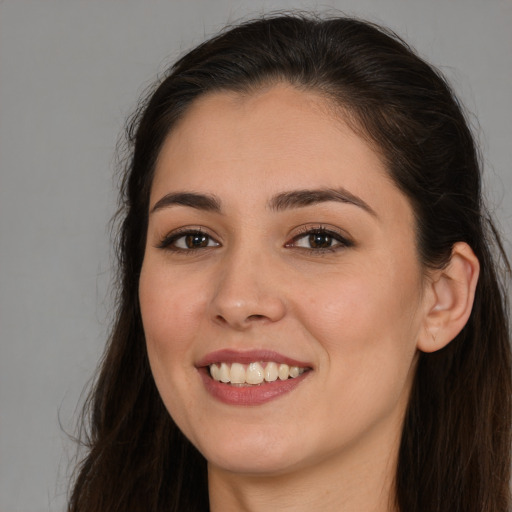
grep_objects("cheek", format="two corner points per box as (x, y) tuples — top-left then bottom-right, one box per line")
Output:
(295, 266), (421, 433)
(293, 258), (422, 384)
(138, 262), (210, 429)
(139, 262), (209, 365)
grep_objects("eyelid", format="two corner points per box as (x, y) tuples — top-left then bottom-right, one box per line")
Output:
(285, 224), (354, 251)
(155, 223), (353, 253)
(156, 226), (221, 251)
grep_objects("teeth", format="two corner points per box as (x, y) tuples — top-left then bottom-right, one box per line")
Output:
(246, 362), (265, 384)
(230, 363), (245, 384)
(219, 362), (230, 383)
(209, 362), (306, 385)
(210, 363), (221, 381)
(289, 366), (300, 378)
(278, 363), (289, 380)
(264, 362), (278, 382)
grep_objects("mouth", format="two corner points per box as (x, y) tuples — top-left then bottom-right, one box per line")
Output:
(209, 361), (308, 386)
(197, 349), (312, 405)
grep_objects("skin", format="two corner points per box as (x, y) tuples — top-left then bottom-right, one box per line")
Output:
(139, 85), (450, 511)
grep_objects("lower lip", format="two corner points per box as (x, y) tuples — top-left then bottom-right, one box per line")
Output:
(199, 369), (310, 406)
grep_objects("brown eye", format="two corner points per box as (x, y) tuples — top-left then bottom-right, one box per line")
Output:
(158, 230), (220, 251)
(308, 233), (333, 249)
(184, 233), (210, 249)
(288, 228), (352, 252)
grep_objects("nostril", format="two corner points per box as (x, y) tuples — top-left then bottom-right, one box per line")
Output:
(247, 314), (265, 321)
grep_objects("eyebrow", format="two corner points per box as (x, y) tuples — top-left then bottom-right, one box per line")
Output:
(151, 192), (221, 214)
(269, 188), (377, 217)
(150, 187), (376, 217)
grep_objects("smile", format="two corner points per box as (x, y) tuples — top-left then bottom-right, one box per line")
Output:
(209, 362), (307, 385)
(198, 349), (312, 405)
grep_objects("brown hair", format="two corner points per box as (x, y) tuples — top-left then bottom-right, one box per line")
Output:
(69, 14), (511, 512)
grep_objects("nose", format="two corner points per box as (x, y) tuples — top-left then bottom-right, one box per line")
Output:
(209, 247), (286, 330)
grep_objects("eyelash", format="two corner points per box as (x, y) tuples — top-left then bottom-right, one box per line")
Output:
(157, 228), (219, 253)
(286, 226), (353, 253)
(157, 225), (353, 254)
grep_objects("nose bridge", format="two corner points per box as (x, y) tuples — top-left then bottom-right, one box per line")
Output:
(210, 238), (286, 328)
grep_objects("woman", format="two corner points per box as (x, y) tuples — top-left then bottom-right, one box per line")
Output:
(69, 14), (511, 512)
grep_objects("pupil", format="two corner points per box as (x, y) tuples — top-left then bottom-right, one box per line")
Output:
(186, 233), (208, 248)
(309, 233), (332, 248)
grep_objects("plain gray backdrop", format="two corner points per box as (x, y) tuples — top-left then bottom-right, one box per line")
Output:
(1, 1), (511, 510)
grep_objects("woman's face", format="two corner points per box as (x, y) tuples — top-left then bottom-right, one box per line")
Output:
(139, 85), (429, 476)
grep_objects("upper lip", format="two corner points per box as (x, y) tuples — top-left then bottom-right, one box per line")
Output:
(196, 349), (312, 368)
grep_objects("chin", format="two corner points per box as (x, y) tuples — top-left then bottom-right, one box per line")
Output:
(197, 429), (305, 476)
(207, 452), (302, 476)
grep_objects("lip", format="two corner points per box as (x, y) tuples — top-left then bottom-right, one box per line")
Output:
(196, 349), (313, 406)
(196, 349), (311, 368)
(199, 368), (311, 406)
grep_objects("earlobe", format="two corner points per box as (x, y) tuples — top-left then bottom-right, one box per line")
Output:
(417, 242), (480, 353)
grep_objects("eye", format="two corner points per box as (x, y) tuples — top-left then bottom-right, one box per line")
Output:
(158, 229), (220, 251)
(296, 232), (336, 249)
(287, 227), (353, 252)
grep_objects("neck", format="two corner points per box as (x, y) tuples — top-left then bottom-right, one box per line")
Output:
(208, 429), (399, 512)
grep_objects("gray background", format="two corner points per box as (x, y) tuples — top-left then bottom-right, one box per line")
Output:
(1, 1), (511, 510)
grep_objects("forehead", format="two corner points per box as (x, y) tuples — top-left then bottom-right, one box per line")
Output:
(156, 85), (370, 171)
(151, 85), (409, 224)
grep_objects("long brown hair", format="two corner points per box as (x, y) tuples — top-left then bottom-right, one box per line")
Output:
(69, 14), (511, 512)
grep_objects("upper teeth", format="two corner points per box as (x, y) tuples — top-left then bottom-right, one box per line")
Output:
(209, 362), (305, 385)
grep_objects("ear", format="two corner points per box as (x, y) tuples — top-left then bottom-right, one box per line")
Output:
(417, 242), (480, 353)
